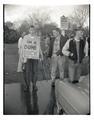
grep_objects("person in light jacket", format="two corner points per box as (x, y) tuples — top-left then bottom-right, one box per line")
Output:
(62, 28), (88, 83)
(17, 32), (26, 72)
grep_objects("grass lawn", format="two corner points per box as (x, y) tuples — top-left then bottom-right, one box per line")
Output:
(4, 43), (20, 83)
(4, 43), (51, 84)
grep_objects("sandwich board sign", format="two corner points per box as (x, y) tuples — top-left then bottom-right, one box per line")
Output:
(22, 34), (40, 59)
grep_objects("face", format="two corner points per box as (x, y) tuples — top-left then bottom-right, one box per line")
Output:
(45, 36), (50, 46)
(52, 30), (60, 37)
(29, 27), (35, 35)
(22, 32), (26, 38)
(76, 30), (83, 39)
(61, 30), (65, 36)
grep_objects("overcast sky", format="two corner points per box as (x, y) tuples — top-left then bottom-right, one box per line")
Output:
(4, 5), (89, 27)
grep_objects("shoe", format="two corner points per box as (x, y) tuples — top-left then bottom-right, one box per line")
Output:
(24, 85), (30, 92)
(33, 85), (38, 91)
(51, 81), (55, 87)
(72, 80), (79, 84)
(59, 109), (64, 115)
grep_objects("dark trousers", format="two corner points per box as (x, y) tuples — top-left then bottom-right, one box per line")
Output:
(23, 59), (38, 87)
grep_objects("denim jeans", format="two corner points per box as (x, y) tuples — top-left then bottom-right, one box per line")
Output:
(51, 55), (65, 81)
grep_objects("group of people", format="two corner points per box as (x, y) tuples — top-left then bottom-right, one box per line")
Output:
(17, 25), (89, 91)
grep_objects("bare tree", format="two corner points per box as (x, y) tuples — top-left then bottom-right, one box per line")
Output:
(5, 21), (14, 29)
(70, 6), (89, 27)
(17, 20), (30, 35)
(17, 9), (51, 36)
(28, 10), (51, 29)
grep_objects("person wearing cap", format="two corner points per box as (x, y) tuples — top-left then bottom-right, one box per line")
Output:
(62, 28), (88, 83)
(47, 28), (67, 87)
(22, 25), (43, 90)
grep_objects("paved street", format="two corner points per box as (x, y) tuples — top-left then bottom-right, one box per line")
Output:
(4, 80), (57, 115)
(4, 44), (90, 115)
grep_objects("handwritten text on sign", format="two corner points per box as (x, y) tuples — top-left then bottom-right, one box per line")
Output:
(23, 35), (40, 59)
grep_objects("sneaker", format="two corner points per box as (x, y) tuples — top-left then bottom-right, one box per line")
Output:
(51, 81), (55, 87)
(33, 85), (38, 91)
(24, 85), (30, 92)
(59, 109), (64, 115)
(72, 80), (79, 84)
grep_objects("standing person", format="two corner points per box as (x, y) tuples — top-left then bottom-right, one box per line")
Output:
(48, 28), (67, 87)
(87, 36), (90, 57)
(62, 28), (88, 83)
(22, 25), (43, 90)
(17, 32), (26, 72)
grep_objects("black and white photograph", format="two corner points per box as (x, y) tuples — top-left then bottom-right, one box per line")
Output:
(3, 4), (90, 115)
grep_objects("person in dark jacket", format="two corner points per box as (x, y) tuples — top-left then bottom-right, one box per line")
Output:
(62, 28), (88, 83)
(48, 28), (67, 87)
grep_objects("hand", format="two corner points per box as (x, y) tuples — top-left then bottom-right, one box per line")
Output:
(39, 56), (43, 62)
(56, 50), (61, 56)
(22, 63), (25, 71)
(82, 56), (89, 64)
(48, 57), (51, 61)
(69, 52), (73, 57)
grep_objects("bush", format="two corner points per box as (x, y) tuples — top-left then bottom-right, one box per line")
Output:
(4, 25), (20, 44)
